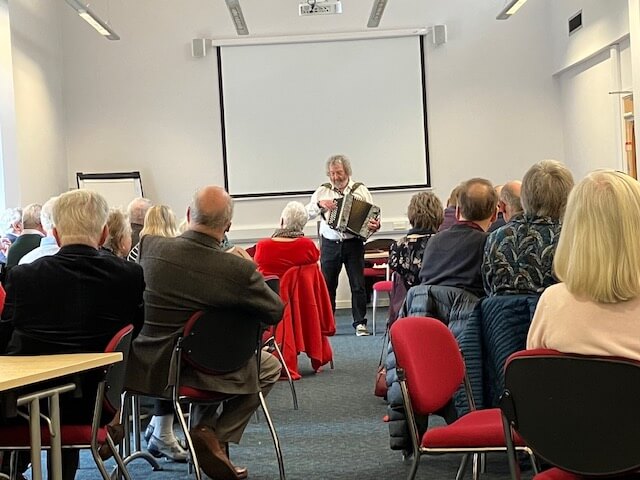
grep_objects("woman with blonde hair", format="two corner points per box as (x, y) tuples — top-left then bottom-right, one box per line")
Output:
(527, 170), (640, 361)
(127, 205), (178, 262)
(126, 204), (187, 462)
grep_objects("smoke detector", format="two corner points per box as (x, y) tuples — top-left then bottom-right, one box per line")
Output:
(299, 0), (343, 16)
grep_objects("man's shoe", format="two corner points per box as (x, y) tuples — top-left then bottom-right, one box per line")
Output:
(356, 324), (370, 336)
(98, 423), (125, 460)
(143, 422), (154, 443)
(147, 435), (189, 463)
(189, 425), (239, 480)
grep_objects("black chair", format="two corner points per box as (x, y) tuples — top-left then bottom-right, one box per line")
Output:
(172, 309), (285, 480)
(501, 348), (640, 480)
(0, 325), (135, 480)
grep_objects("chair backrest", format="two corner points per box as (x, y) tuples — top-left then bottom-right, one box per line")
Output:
(181, 309), (261, 374)
(390, 316), (465, 415)
(364, 238), (395, 252)
(501, 349), (640, 476)
(103, 324), (134, 413)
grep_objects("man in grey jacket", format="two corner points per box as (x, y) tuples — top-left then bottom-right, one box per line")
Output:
(126, 186), (283, 480)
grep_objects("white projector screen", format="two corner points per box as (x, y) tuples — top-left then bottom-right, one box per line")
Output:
(218, 35), (429, 197)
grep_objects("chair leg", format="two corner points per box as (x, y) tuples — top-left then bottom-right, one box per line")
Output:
(258, 391), (286, 480)
(372, 290), (378, 336)
(174, 399), (202, 480)
(472, 453), (480, 480)
(271, 340), (299, 410)
(407, 451), (420, 480)
(456, 454), (470, 480)
(118, 394), (162, 472)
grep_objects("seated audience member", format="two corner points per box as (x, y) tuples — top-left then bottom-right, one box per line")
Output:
(6, 203), (45, 268)
(19, 196), (60, 264)
(127, 197), (152, 250)
(438, 183), (463, 232)
(0, 189), (144, 479)
(487, 184), (506, 232)
(126, 186), (283, 480)
(128, 204), (178, 263)
(389, 191), (443, 290)
(125, 204), (187, 462)
(527, 170), (640, 360)
(0, 208), (22, 264)
(419, 178), (498, 297)
(255, 201), (319, 278)
(483, 160), (574, 296)
(101, 209), (132, 258)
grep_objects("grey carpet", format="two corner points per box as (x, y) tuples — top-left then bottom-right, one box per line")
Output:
(70, 308), (524, 480)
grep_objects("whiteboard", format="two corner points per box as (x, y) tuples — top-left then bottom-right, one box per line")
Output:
(219, 35), (429, 197)
(76, 172), (144, 210)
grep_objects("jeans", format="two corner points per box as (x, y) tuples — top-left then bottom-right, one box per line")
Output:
(320, 237), (367, 328)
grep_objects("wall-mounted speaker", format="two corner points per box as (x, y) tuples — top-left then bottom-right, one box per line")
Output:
(192, 39), (208, 58)
(432, 24), (447, 46)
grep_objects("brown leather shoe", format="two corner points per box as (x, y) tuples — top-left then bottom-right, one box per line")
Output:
(98, 423), (125, 460)
(189, 425), (239, 480)
(234, 465), (248, 479)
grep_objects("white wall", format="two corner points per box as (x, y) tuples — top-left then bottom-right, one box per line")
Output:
(0, 0), (18, 209)
(549, 0), (629, 74)
(8, 0), (66, 205)
(548, 0), (632, 180)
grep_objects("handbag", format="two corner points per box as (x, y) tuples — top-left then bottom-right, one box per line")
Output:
(373, 326), (390, 398)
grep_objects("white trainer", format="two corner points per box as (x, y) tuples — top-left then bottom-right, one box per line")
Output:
(147, 435), (189, 462)
(356, 324), (371, 336)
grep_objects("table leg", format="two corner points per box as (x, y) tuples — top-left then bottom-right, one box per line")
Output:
(28, 398), (42, 480)
(49, 392), (63, 480)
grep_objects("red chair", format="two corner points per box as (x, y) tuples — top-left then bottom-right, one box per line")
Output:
(0, 325), (135, 480)
(371, 279), (393, 336)
(501, 349), (640, 480)
(390, 316), (536, 480)
(172, 310), (285, 480)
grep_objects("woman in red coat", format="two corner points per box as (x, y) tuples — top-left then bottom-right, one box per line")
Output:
(255, 201), (319, 278)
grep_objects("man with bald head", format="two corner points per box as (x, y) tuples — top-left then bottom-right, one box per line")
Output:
(127, 197), (152, 249)
(126, 185), (283, 480)
(488, 180), (522, 232)
(419, 178), (498, 297)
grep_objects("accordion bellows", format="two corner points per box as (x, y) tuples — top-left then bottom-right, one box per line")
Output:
(327, 194), (380, 239)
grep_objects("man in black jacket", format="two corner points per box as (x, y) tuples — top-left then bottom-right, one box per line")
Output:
(0, 189), (144, 480)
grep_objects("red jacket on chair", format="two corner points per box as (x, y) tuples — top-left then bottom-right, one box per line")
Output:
(276, 263), (335, 380)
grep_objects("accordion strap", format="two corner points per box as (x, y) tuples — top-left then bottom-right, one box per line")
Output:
(319, 182), (363, 195)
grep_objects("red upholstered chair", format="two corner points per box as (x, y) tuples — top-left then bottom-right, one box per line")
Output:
(390, 316), (536, 480)
(371, 279), (393, 336)
(501, 349), (640, 480)
(0, 325), (135, 480)
(172, 310), (285, 480)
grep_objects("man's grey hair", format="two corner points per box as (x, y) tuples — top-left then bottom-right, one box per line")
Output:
(280, 201), (309, 232)
(52, 190), (109, 245)
(22, 203), (42, 230)
(521, 160), (574, 219)
(326, 154), (352, 177)
(189, 188), (234, 230)
(127, 197), (152, 224)
(500, 182), (522, 215)
(40, 196), (58, 233)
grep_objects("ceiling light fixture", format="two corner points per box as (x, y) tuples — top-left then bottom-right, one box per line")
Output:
(496, 0), (529, 20)
(64, 0), (120, 40)
(225, 0), (249, 36)
(367, 0), (388, 28)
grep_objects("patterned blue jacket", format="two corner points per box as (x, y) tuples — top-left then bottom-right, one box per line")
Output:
(482, 214), (561, 296)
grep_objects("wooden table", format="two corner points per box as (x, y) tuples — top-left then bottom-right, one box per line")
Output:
(0, 352), (123, 480)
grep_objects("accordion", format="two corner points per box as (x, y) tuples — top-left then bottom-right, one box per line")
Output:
(326, 194), (381, 239)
